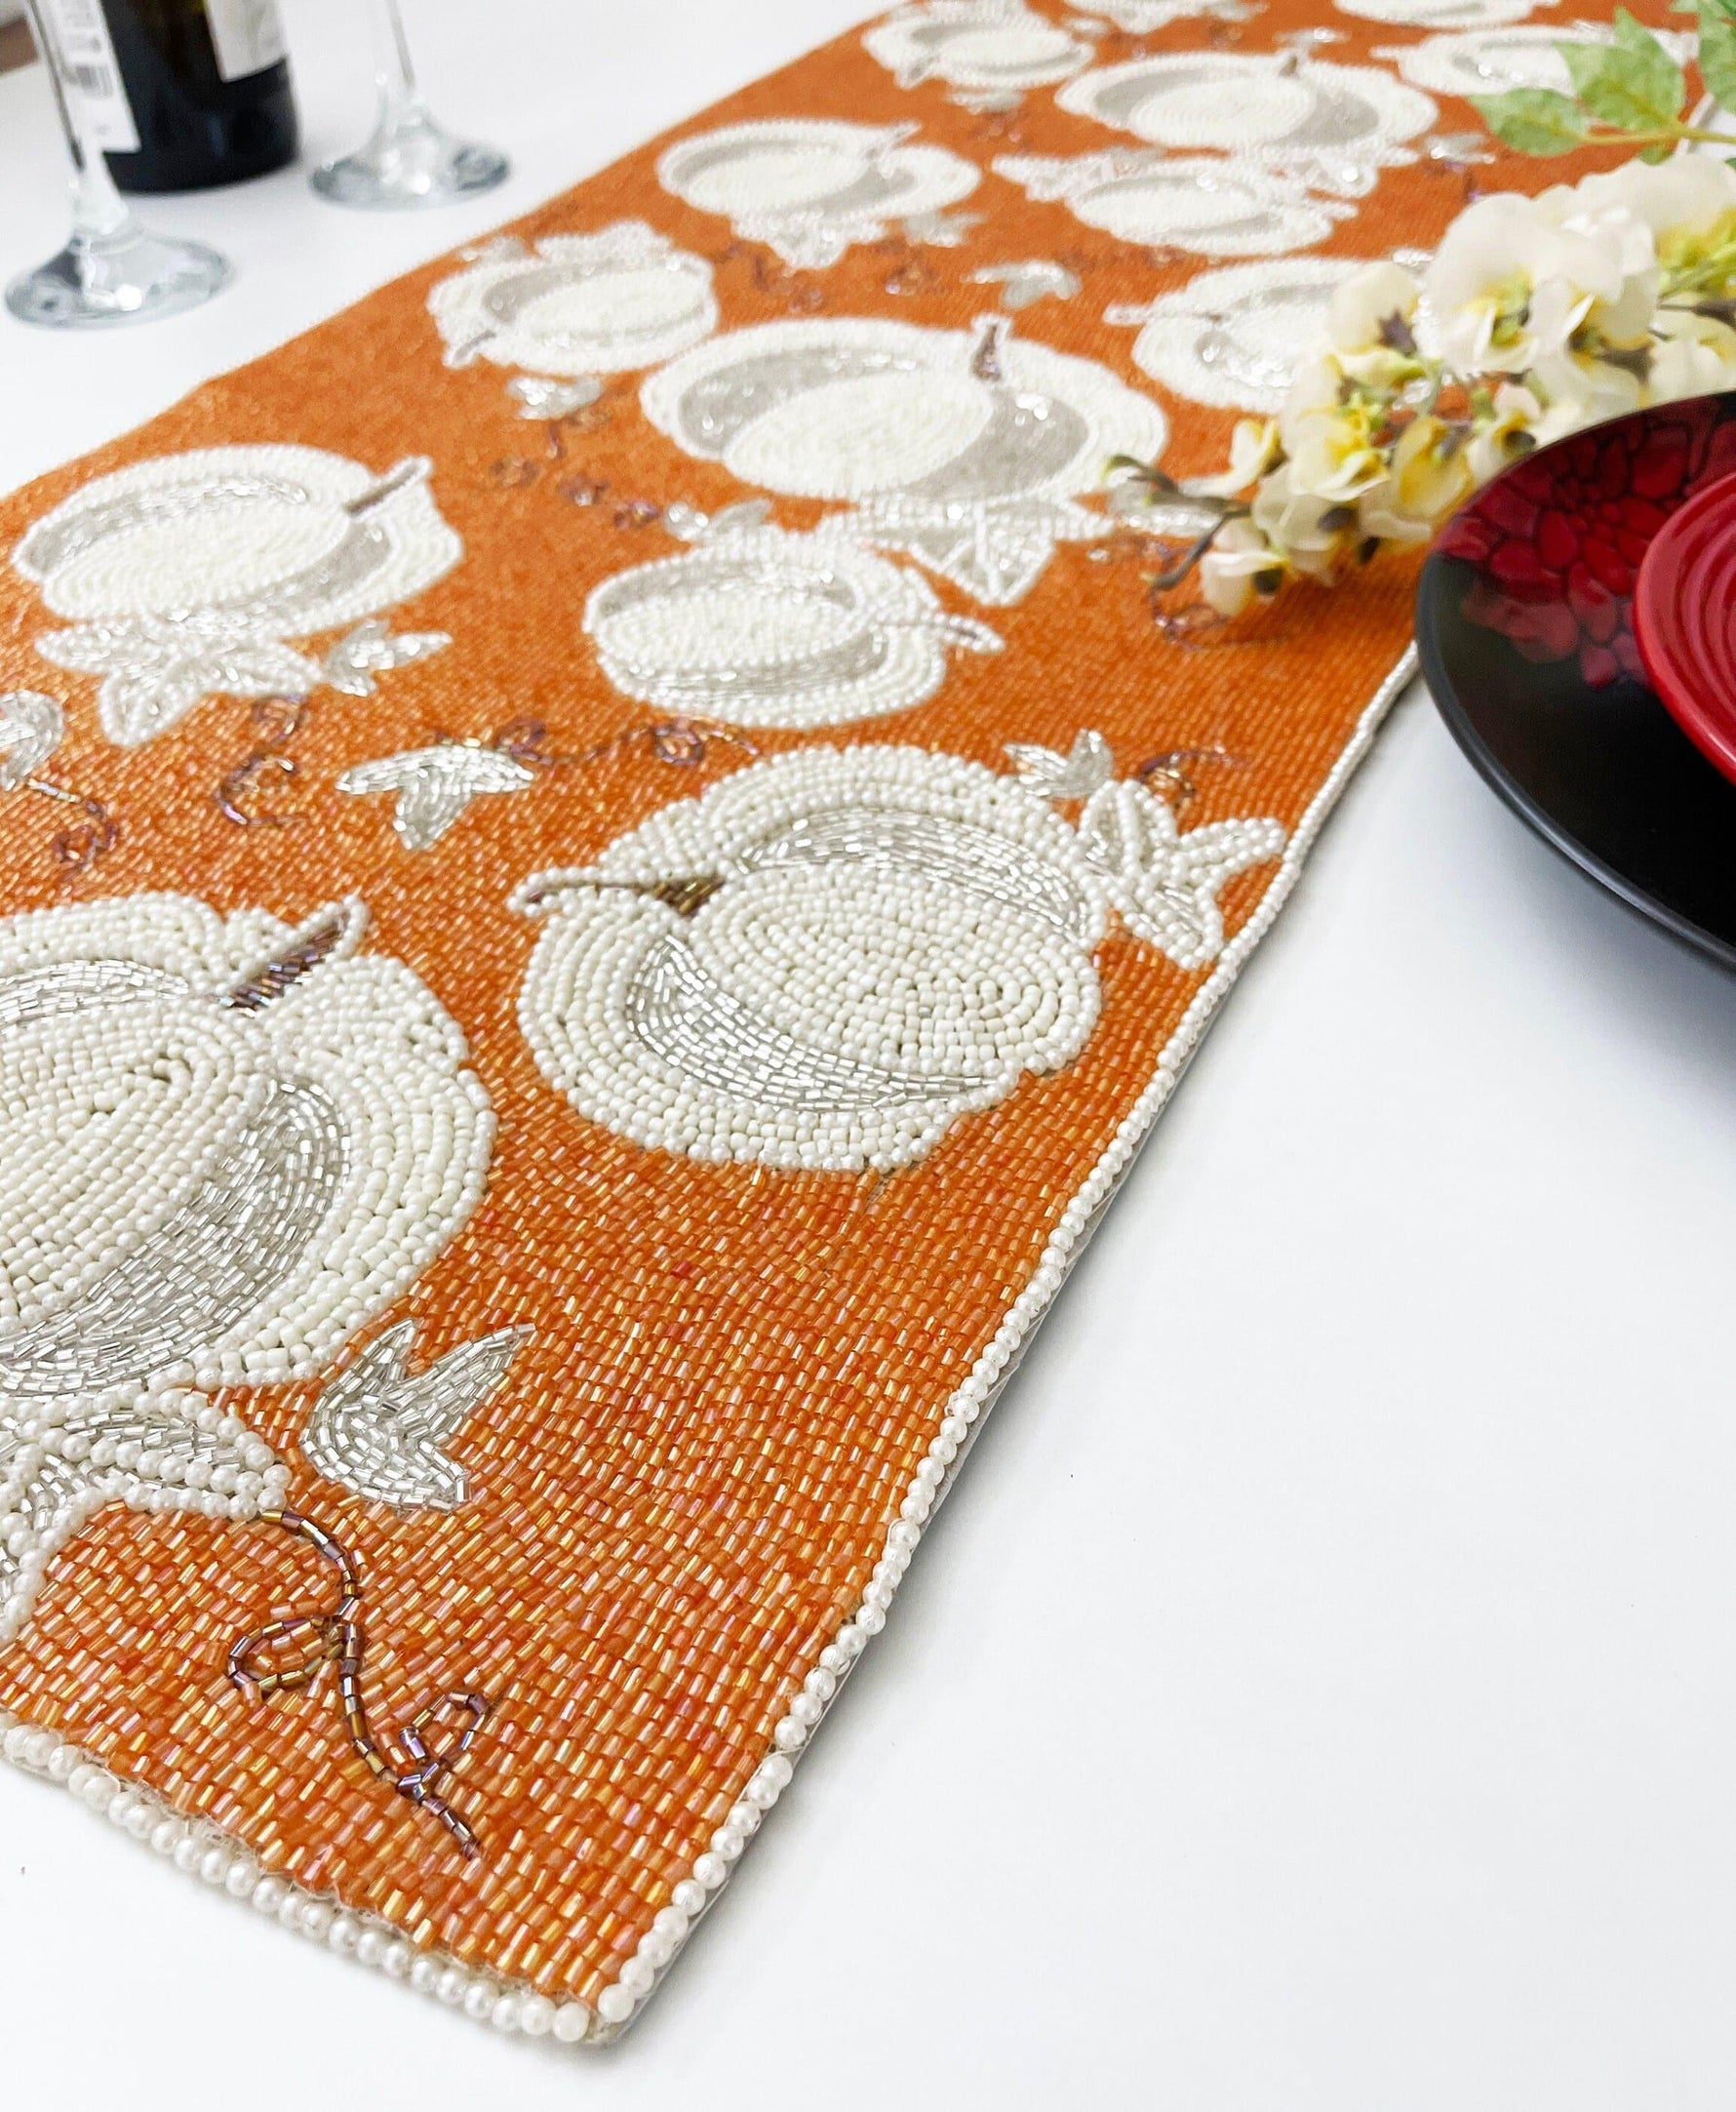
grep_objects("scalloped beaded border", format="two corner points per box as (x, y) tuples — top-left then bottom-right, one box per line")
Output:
(0, 650), (1416, 2052)
(0, 1704), (595, 2043)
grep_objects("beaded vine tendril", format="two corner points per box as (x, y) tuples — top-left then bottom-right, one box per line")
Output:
(227, 1506), (491, 1861)
(28, 777), (120, 874)
(217, 696), (311, 829)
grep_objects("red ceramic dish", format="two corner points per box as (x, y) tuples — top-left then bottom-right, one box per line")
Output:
(1634, 467), (1736, 785)
(1432, 398), (1736, 692)
(1417, 394), (1736, 973)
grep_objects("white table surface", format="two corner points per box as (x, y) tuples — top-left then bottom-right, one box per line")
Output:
(4, 5), (1736, 2104)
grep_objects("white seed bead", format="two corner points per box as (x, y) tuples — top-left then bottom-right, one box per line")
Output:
(596, 1983), (637, 2027)
(519, 1993), (556, 2038)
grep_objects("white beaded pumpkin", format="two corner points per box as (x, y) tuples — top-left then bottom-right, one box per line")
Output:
(511, 744), (1112, 1172)
(0, 892), (496, 1638)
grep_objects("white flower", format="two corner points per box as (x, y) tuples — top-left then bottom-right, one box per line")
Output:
(1326, 259), (1420, 354)
(1199, 516), (1282, 617)
(1566, 154), (1736, 245)
(1533, 187), (1659, 344)
(1189, 417), (1282, 498)
(1418, 189), (1657, 379)
(1648, 305), (1736, 402)
(1251, 460), (1359, 582)
(1147, 153), (1736, 623)
(1464, 381), (1545, 485)
(1526, 307), (1646, 421)
(1520, 192), (1655, 419)
(1355, 415), (1473, 546)
(1280, 358), (1388, 504)
(1419, 195), (1548, 373)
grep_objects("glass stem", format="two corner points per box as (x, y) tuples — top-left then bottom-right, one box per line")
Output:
(20, 0), (135, 247)
(370, 0), (426, 122)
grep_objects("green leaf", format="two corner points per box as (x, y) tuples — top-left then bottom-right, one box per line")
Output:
(1470, 86), (1592, 153)
(1639, 139), (1674, 159)
(1697, 4), (1736, 114)
(1678, 0), (1736, 115)
(1559, 11), (1686, 133)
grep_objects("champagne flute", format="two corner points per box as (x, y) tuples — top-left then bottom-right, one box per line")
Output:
(312, 0), (509, 210)
(4, 0), (231, 329)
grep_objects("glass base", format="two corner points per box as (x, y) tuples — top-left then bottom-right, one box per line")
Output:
(311, 107), (510, 210)
(5, 222), (231, 329)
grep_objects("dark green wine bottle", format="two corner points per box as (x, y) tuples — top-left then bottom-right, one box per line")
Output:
(34, 0), (298, 192)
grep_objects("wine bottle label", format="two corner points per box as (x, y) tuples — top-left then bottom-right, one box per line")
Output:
(203, 0), (287, 83)
(37, 0), (140, 152)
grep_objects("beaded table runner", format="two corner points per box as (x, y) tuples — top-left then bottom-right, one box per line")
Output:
(0, 0), (1641, 2047)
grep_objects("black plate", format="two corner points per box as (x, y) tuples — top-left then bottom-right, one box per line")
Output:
(1415, 394), (1736, 974)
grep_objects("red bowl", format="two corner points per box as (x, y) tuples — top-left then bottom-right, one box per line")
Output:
(1418, 394), (1736, 974)
(1634, 467), (1736, 785)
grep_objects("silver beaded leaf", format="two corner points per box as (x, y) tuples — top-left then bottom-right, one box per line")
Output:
(967, 259), (1083, 310)
(302, 1319), (530, 1509)
(320, 618), (453, 698)
(336, 741), (539, 851)
(1006, 729), (1116, 801)
(0, 690), (64, 790)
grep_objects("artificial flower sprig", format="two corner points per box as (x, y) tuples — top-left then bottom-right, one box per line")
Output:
(1113, 57), (1736, 615)
(1475, 2), (1735, 164)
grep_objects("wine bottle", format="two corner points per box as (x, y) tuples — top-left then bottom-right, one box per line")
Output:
(31, 0), (298, 193)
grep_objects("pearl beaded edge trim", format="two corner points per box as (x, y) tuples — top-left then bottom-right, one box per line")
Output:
(576, 646), (1420, 2041)
(0, 1706), (595, 2044)
(0, 654), (1416, 2052)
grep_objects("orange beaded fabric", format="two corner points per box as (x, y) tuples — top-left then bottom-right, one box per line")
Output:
(0, 0), (1652, 2046)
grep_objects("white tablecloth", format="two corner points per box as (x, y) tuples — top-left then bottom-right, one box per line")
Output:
(2, 5), (1734, 2104)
